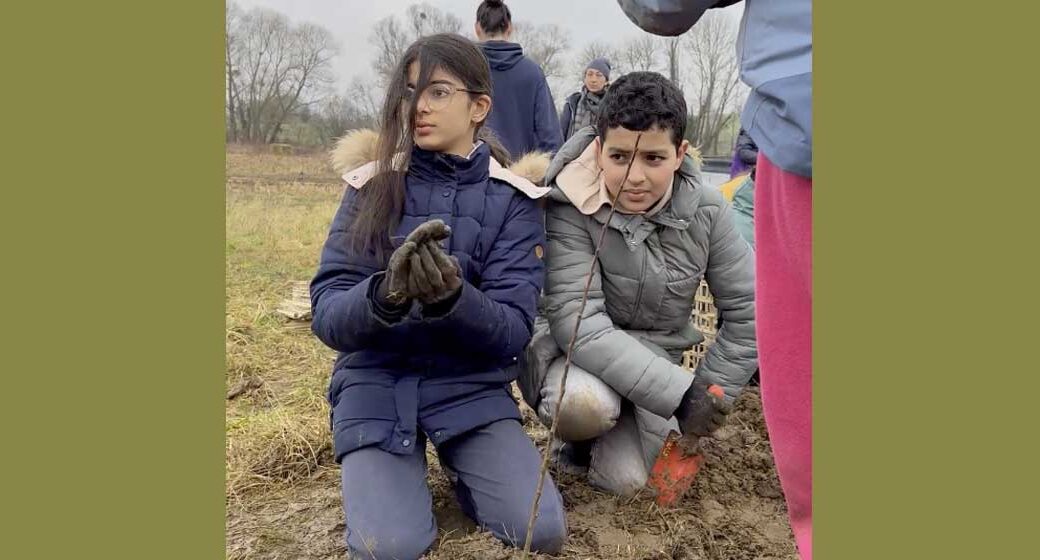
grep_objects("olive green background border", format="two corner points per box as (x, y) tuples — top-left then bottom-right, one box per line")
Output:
(3, 1), (224, 557)
(816, 2), (1038, 558)
(4, 1), (1037, 558)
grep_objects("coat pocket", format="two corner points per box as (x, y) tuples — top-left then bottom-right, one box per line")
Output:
(657, 275), (701, 326)
(665, 275), (701, 297)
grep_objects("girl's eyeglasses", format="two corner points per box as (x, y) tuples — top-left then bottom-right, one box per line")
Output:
(404, 83), (483, 111)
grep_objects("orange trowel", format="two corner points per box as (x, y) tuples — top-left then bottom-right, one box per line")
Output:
(647, 384), (726, 507)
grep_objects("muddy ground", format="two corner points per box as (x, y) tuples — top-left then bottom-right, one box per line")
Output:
(226, 387), (794, 560)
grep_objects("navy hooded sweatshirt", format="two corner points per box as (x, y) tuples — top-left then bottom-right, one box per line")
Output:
(479, 41), (563, 159)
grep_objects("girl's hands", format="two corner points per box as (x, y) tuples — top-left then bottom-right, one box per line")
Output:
(381, 220), (462, 305)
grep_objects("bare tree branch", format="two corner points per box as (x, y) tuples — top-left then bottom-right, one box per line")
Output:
(618, 35), (661, 73)
(369, 3), (463, 87)
(683, 12), (743, 154)
(225, 5), (339, 144)
(511, 22), (571, 81)
(663, 37), (682, 84)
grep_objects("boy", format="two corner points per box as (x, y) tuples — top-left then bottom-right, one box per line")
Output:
(519, 71), (757, 495)
(619, 3), (813, 557)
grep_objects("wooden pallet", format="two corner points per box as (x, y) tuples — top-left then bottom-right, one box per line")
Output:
(275, 281), (312, 322)
(682, 279), (718, 372)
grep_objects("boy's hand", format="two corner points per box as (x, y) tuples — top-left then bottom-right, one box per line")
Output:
(674, 377), (731, 437)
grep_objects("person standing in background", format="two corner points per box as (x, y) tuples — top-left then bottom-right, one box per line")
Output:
(475, 0), (563, 159)
(559, 57), (611, 141)
(730, 128), (759, 179)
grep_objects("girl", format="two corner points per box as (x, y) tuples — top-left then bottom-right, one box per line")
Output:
(310, 34), (566, 559)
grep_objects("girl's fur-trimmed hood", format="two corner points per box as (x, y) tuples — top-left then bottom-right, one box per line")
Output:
(330, 129), (553, 199)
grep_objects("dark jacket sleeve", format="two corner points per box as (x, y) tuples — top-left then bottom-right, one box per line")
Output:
(422, 191), (546, 359)
(534, 78), (564, 154)
(309, 187), (407, 353)
(559, 94), (575, 140)
(736, 129), (759, 167)
(698, 197), (758, 401)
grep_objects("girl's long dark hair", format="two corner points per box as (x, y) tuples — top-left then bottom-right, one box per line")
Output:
(477, 0), (511, 36)
(348, 33), (510, 262)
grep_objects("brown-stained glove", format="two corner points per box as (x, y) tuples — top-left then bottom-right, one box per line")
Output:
(377, 219), (461, 306)
(377, 239), (416, 306)
(408, 241), (463, 304)
(674, 377), (731, 437)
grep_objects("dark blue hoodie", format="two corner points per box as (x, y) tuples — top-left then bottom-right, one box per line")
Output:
(479, 41), (562, 159)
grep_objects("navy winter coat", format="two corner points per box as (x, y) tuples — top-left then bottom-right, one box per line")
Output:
(311, 136), (548, 461)
(479, 41), (562, 159)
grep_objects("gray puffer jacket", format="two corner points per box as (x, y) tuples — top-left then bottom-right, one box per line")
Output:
(520, 127), (757, 418)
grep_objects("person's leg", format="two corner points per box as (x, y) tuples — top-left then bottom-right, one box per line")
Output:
(438, 419), (567, 554)
(755, 153), (813, 559)
(537, 357), (621, 442)
(587, 402), (649, 496)
(586, 400), (679, 496)
(340, 445), (437, 560)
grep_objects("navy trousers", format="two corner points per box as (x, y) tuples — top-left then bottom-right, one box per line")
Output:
(340, 419), (567, 559)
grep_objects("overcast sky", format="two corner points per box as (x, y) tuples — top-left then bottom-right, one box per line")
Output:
(232, 0), (745, 92)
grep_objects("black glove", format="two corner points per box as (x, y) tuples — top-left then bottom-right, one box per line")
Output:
(674, 376), (731, 437)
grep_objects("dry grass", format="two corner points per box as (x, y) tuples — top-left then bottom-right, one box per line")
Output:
(225, 150), (343, 504)
(226, 144), (337, 178)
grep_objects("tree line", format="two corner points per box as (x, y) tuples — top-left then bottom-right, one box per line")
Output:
(225, 2), (747, 155)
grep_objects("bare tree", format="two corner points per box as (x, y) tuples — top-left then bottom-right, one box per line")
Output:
(264, 23), (338, 143)
(225, 3), (242, 141)
(370, 17), (411, 88)
(683, 12), (742, 155)
(316, 95), (377, 146)
(510, 22), (572, 106)
(662, 37), (682, 84)
(511, 22), (571, 81)
(225, 5), (339, 144)
(347, 77), (382, 124)
(230, 8), (289, 142)
(369, 3), (463, 86)
(406, 3), (463, 37)
(618, 35), (661, 73)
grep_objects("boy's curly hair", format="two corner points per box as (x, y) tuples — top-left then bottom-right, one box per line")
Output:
(597, 71), (687, 147)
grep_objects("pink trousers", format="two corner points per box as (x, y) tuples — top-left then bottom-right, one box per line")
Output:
(755, 154), (813, 559)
